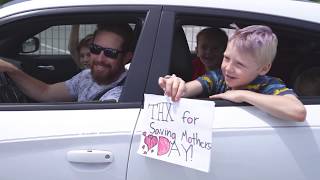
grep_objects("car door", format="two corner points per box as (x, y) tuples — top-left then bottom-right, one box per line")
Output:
(127, 4), (320, 180)
(0, 3), (161, 180)
(16, 56), (79, 84)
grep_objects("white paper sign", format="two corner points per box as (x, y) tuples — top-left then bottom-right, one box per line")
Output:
(137, 94), (215, 172)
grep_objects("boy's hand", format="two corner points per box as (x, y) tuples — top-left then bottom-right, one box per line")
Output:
(209, 90), (245, 103)
(158, 74), (185, 101)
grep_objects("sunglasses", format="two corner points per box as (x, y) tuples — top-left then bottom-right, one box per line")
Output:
(89, 43), (124, 59)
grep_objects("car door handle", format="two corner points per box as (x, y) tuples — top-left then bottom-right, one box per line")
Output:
(67, 150), (113, 164)
(37, 65), (55, 71)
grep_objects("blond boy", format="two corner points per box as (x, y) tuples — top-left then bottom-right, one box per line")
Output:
(159, 25), (306, 122)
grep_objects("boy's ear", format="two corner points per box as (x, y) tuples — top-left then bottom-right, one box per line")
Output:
(259, 63), (272, 75)
(195, 46), (199, 55)
(122, 52), (133, 65)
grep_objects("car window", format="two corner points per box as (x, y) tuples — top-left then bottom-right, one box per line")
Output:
(21, 24), (96, 55)
(183, 25), (235, 52)
(0, 10), (150, 106)
(22, 23), (137, 56)
(168, 13), (320, 103)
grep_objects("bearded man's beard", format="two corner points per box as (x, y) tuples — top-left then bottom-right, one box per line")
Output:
(91, 62), (117, 85)
(91, 63), (113, 84)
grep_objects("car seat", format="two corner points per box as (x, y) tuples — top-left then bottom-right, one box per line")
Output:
(169, 27), (193, 82)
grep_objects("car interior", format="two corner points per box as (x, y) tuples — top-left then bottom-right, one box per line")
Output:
(168, 16), (320, 101)
(0, 13), (144, 103)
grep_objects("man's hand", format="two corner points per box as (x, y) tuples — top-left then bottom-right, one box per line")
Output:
(158, 74), (186, 101)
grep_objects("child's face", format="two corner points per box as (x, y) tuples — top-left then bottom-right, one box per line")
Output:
(221, 42), (270, 89)
(79, 46), (91, 68)
(196, 35), (224, 70)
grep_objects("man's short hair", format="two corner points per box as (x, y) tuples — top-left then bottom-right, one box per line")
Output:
(94, 23), (134, 52)
(196, 27), (228, 49)
(229, 25), (278, 65)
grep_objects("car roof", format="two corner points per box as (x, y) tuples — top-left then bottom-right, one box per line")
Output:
(1, 0), (320, 24)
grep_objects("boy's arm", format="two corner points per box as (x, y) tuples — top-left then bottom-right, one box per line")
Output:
(158, 74), (203, 101)
(210, 90), (306, 122)
(68, 25), (80, 67)
(0, 59), (74, 102)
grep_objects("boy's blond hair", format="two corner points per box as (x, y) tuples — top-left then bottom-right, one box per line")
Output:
(229, 25), (278, 66)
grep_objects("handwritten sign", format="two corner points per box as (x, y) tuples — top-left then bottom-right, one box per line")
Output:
(137, 94), (215, 172)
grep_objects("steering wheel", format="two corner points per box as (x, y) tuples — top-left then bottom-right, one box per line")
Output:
(0, 72), (30, 103)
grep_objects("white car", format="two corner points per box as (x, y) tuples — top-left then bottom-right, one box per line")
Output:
(0, 0), (319, 179)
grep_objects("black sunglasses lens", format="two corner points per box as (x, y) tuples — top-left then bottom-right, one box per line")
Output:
(103, 49), (118, 59)
(90, 44), (121, 59)
(89, 44), (102, 55)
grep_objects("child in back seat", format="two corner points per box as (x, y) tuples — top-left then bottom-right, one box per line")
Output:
(294, 67), (320, 96)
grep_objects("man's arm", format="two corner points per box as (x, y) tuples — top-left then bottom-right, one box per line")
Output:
(0, 59), (74, 102)
(210, 90), (306, 122)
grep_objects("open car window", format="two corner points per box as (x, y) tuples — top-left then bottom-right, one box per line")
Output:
(167, 11), (320, 106)
(20, 24), (96, 56)
(0, 8), (150, 107)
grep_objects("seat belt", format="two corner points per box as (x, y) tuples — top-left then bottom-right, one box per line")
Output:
(93, 77), (126, 101)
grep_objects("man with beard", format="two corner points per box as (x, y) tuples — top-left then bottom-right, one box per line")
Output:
(0, 23), (133, 102)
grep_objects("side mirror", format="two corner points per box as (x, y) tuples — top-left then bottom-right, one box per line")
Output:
(21, 37), (40, 53)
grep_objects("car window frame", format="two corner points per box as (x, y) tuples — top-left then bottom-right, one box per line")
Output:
(0, 5), (162, 110)
(145, 5), (320, 107)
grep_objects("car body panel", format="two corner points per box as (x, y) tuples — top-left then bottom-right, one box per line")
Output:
(128, 105), (320, 180)
(0, 108), (141, 180)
